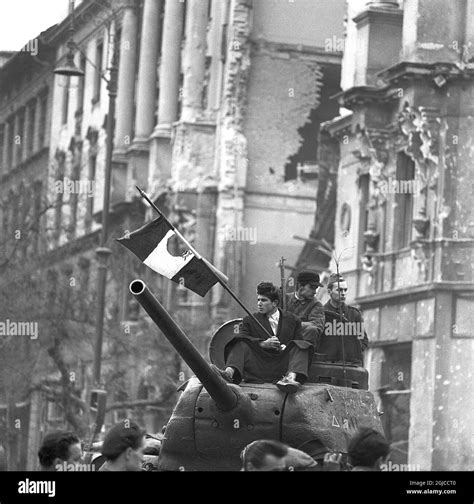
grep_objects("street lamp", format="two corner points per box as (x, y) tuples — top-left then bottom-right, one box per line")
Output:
(53, 1), (84, 78)
(54, 39), (85, 78)
(54, 10), (119, 388)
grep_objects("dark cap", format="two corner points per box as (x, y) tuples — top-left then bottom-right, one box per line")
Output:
(101, 421), (145, 461)
(297, 270), (323, 288)
(327, 273), (345, 288)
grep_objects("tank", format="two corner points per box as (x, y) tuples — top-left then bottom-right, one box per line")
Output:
(130, 280), (383, 471)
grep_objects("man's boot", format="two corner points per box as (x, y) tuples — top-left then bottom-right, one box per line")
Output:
(211, 364), (234, 384)
(276, 373), (301, 394)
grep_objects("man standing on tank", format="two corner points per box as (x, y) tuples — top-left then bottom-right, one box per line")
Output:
(212, 282), (314, 393)
(317, 273), (369, 365)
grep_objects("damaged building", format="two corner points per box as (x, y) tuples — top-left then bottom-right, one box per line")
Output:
(318, 0), (474, 470)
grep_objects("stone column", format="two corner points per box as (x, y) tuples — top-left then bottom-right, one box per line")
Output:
(206, 0), (227, 112)
(156, 0), (185, 128)
(147, 0), (185, 194)
(181, 0), (210, 122)
(134, 0), (162, 143)
(114, 0), (138, 153)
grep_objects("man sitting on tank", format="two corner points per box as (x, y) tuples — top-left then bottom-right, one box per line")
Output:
(212, 282), (314, 393)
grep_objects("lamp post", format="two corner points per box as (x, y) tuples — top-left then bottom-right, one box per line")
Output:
(92, 47), (118, 387)
(54, 9), (119, 387)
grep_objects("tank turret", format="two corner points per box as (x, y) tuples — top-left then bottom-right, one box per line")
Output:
(130, 280), (383, 471)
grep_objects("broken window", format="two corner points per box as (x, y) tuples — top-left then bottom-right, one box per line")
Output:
(284, 64), (341, 182)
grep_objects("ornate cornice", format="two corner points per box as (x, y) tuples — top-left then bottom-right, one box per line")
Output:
(334, 85), (399, 110)
(378, 61), (474, 87)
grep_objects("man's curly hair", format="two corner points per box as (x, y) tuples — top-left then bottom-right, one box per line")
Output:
(256, 282), (280, 303)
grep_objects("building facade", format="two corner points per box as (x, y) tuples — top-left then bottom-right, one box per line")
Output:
(322, 0), (474, 470)
(1, 0), (346, 468)
(44, 0), (346, 374)
(0, 28), (58, 470)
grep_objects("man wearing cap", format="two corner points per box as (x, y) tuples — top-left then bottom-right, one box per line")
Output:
(318, 273), (369, 365)
(99, 421), (146, 471)
(286, 270), (325, 350)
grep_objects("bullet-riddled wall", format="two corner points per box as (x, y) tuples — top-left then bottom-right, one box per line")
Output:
(239, 0), (345, 309)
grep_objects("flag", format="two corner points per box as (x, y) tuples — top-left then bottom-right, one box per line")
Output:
(117, 217), (219, 297)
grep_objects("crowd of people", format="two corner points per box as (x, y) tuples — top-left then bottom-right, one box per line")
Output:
(28, 422), (390, 472)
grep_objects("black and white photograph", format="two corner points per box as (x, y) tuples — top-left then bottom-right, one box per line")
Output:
(0, 0), (473, 497)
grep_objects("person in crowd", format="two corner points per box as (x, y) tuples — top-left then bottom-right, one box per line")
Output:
(99, 420), (146, 472)
(38, 431), (83, 471)
(296, 439), (344, 471)
(348, 427), (390, 471)
(240, 440), (287, 471)
(283, 446), (319, 471)
(240, 439), (320, 471)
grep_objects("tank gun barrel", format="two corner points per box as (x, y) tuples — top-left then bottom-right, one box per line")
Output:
(129, 280), (238, 411)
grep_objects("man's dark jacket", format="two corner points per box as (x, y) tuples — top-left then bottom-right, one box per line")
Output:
(285, 294), (325, 347)
(225, 310), (313, 361)
(316, 301), (369, 364)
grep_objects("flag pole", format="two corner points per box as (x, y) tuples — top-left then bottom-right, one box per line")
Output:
(135, 186), (273, 339)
